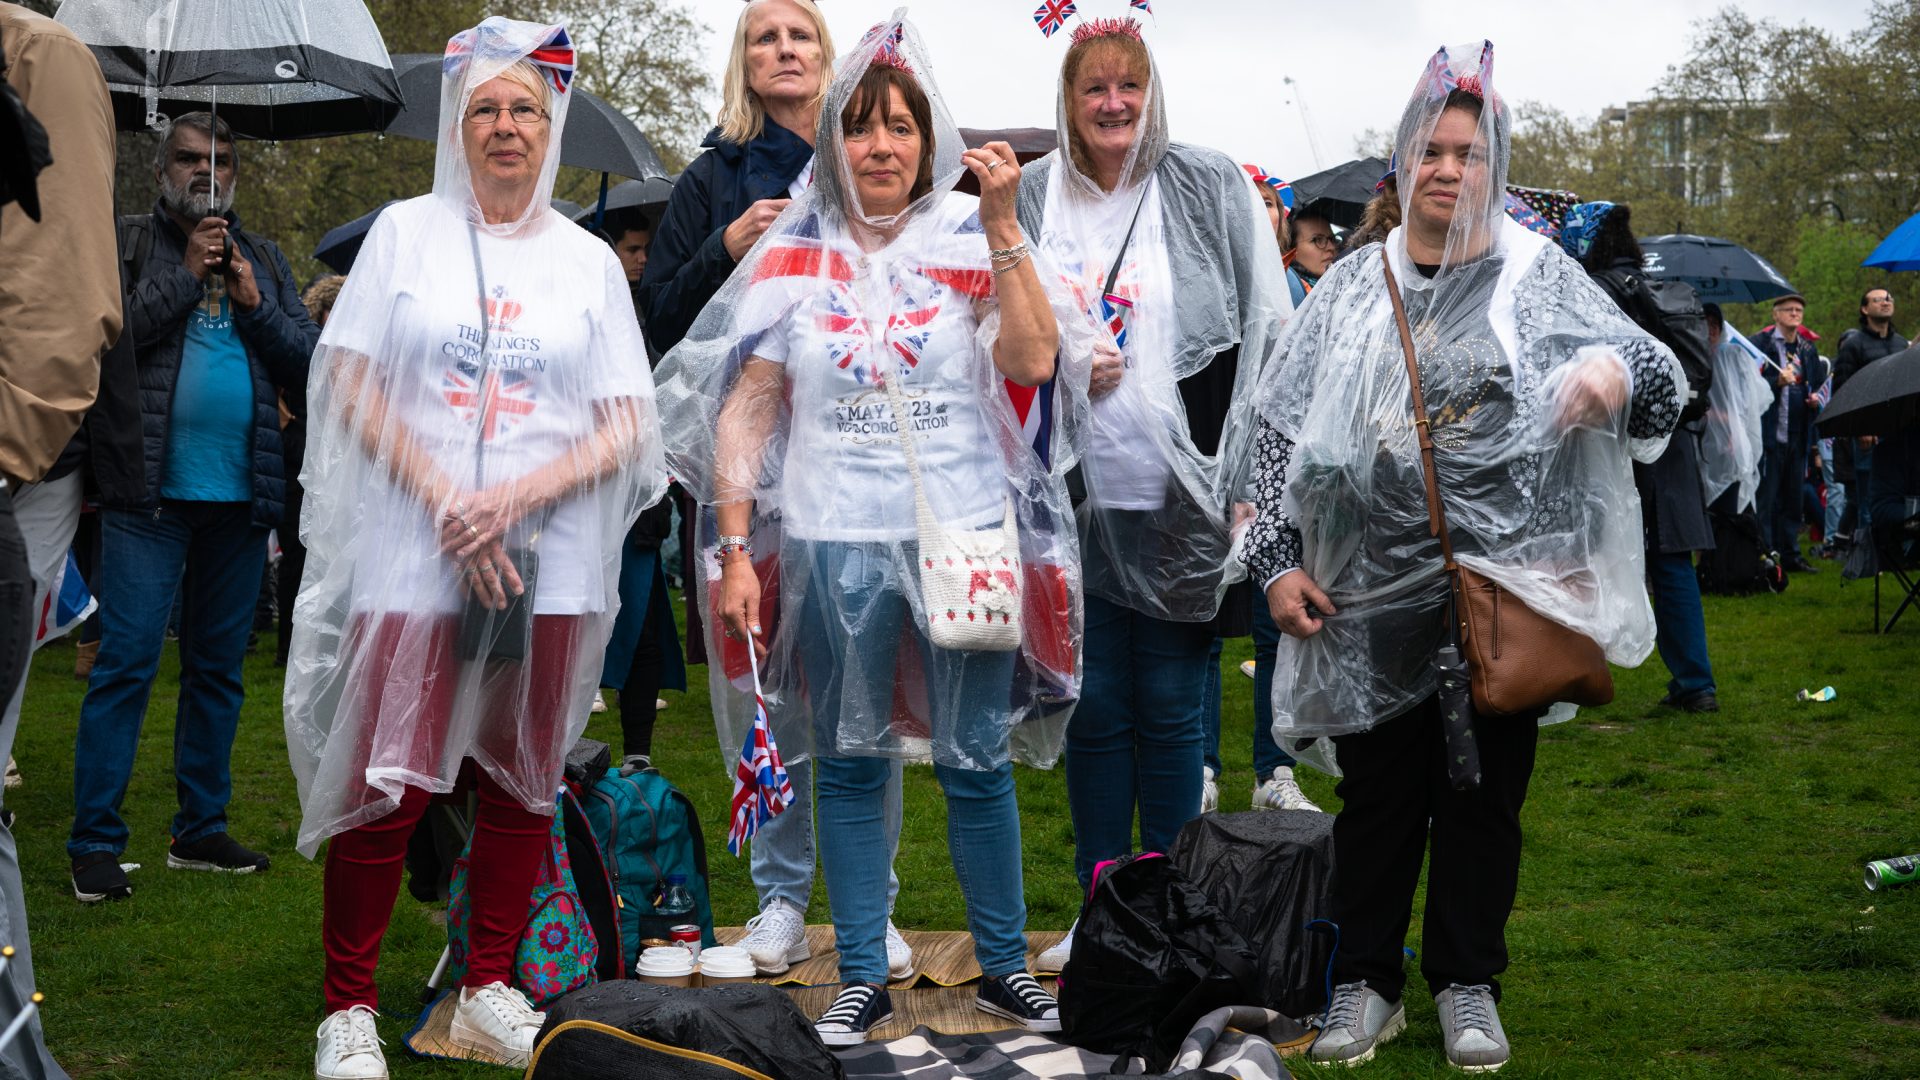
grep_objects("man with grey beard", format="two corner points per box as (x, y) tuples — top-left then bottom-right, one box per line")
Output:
(67, 111), (317, 905)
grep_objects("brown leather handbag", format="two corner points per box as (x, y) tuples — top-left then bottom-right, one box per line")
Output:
(1381, 258), (1614, 718)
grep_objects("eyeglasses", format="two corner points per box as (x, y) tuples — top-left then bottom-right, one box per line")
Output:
(1301, 234), (1338, 251)
(465, 104), (548, 126)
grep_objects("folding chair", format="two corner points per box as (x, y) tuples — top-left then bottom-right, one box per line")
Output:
(1872, 522), (1920, 633)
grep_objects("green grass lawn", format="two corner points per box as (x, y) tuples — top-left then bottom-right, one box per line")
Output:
(11, 559), (1920, 1078)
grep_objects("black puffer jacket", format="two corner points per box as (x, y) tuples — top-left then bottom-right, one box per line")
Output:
(112, 201), (318, 528)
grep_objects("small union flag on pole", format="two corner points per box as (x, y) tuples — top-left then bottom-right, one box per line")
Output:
(1033, 0), (1078, 38)
(726, 645), (795, 856)
(1129, 0), (1154, 14)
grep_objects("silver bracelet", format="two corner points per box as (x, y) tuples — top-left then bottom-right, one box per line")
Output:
(991, 250), (1029, 275)
(716, 534), (752, 559)
(988, 242), (1029, 263)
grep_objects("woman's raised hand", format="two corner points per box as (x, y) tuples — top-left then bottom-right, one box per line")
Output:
(962, 141), (1021, 237)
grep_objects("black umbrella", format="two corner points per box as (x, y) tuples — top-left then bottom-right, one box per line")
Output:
(569, 177), (674, 230)
(1637, 234), (1798, 305)
(1289, 156), (1389, 229)
(385, 53), (666, 181)
(312, 199), (400, 274)
(1814, 345), (1920, 439)
(56, 0), (402, 139)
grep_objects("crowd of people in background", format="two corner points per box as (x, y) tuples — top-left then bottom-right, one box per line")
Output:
(1, 2), (1916, 1080)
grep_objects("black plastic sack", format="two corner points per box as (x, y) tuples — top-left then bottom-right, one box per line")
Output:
(529, 981), (844, 1080)
(1058, 853), (1263, 1072)
(1170, 810), (1336, 1021)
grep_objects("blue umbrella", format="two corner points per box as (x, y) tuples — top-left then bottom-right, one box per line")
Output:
(1864, 211), (1920, 272)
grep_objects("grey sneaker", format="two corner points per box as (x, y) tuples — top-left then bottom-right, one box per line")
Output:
(1310, 981), (1405, 1066)
(1436, 984), (1509, 1072)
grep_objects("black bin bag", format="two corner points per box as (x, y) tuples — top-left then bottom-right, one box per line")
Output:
(1171, 810), (1336, 1021)
(529, 981), (844, 1080)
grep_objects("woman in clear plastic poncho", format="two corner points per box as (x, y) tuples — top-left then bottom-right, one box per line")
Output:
(286, 18), (664, 1074)
(654, 13), (1089, 1043)
(1244, 43), (1683, 1070)
(1012, 17), (1294, 922)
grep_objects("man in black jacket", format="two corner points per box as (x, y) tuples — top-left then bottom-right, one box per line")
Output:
(1751, 294), (1829, 571)
(1830, 288), (1907, 549)
(67, 112), (318, 904)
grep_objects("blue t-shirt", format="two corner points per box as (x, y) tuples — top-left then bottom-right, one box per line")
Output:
(162, 284), (253, 502)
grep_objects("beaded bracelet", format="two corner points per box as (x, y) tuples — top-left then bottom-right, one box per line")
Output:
(988, 241), (1029, 263)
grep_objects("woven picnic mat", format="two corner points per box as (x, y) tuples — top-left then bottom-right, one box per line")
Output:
(712, 926), (1071, 987)
(782, 980), (1059, 1042)
(403, 990), (522, 1067)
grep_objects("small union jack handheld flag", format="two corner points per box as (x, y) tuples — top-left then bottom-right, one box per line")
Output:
(726, 645), (795, 856)
(1129, 0), (1154, 14)
(1033, 0), (1078, 38)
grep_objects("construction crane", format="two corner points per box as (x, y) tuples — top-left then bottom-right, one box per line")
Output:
(1282, 75), (1327, 171)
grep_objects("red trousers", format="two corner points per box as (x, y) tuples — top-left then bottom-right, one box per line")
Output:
(321, 613), (581, 1013)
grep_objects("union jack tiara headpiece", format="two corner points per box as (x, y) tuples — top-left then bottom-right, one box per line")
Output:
(444, 22), (576, 95)
(1421, 40), (1499, 113)
(858, 22), (915, 74)
(1070, 16), (1144, 46)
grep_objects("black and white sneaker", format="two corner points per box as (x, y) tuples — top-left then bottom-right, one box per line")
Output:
(815, 983), (893, 1047)
(72, 851), (132, 903)
(167, 832), (270, 873)
(975, 972), (1060, 1032)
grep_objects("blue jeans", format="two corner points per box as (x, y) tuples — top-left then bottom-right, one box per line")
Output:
(748, 757), (902, 917)
(1649, 550), (1715, 698)
(1201, 600), (1297, 779)
(1820, 441), (1845, 541)
(69, 504), (266, 858)
(1068, 592), (1212, 892)
(794, 540), (1025, 983)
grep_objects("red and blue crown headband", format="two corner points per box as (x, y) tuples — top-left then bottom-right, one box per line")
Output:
(857, 21), (914, 74)
(1242, 165), (1294, 211)
(444, 24), (576, 96)
(1420, 40), (1499, 112)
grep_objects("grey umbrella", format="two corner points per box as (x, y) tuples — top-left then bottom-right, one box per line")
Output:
(569, 176), (674, 231)
(384, 53), (665, 181)
(1816, 345), (1920, 438)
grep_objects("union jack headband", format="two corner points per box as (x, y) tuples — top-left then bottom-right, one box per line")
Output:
(857, 21), (914, 74)
(526, 28), (577, 95)
(1420, 40), (1499, 111)
(1070, 16), (1144, 46)
(444, 21), (575, 96)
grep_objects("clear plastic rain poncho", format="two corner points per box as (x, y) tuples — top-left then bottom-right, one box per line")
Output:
(1015, 18), (1294, 623)
(1699, 324), (1774, 512)
(286, 17), (666, 855)
(1252, 41), (1685, 738)
(653, 12), (1096, 772)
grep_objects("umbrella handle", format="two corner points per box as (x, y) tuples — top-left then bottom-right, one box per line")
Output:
(591, 172), (609, 233)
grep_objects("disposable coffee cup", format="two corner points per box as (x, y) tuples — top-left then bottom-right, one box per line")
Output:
(637, 946), (695, 987)
(697, 945), (757, 987)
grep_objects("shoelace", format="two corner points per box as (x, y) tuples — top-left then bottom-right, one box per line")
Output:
(1323, 982), (1371, 1030)
(742, 906), (800, 944)
(473, 983), (542, 1030)
(1447, 984), (1497, 1034)
(820, 985), (879, 1025)
(1000, 973), (1056, 1011)
(322, 1006), (383, 1058)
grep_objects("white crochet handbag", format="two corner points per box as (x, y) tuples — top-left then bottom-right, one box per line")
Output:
(879, 356), (1023, 652)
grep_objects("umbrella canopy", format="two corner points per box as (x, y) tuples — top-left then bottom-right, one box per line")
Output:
(1288, 156), (1389, 228)
(1864, 211), (1920, 272)
(1638, 234), (1798, 305)
(56, 0), (402, 139)
(1815, 344), (1920, 438)
(385, 53), (665, 180)
(569, 176), (674, 230)
(311, 199), (399, 274)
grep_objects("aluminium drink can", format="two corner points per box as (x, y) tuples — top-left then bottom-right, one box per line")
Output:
(1865, 855), (1920, 891)
(670, 924), (703, 961)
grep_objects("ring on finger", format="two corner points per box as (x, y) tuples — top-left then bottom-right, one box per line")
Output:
(986, 158), (1002, 171)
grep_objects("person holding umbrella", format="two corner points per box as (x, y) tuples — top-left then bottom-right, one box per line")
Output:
(1752, 294), (1828, 571)
(284, 18), (665, 1076)
(1830, 288), (1907, 549)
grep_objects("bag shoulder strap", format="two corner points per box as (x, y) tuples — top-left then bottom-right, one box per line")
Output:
(1381, 255), (1456, 572)
(1102, 185), (1152, 298)
(119, 214), (154, 282)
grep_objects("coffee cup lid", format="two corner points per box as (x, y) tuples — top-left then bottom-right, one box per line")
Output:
(638, 946), (695, 975)
(698, 945), (756, 978)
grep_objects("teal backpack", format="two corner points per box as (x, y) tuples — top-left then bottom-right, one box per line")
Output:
(578, 764), (716, 973)
(446, 789), (602, 1007)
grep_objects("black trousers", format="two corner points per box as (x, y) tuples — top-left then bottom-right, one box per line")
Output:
(1329, 693), (1539, 1004)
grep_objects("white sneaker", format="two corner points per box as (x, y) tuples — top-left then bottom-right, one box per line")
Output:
(1036, 920), (1075, 973)
(885, 920), (916, 982)
(448, 982), (543, 1068)
(1201, 766), (1219, 814)
(1252, 766), (1323, 812)
(590, 691), (608, 714)
(739, 898), (810, 975)
(315, 1005), (387, 1080)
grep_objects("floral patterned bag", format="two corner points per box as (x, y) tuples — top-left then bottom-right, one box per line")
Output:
(446, 791), (600, 1008)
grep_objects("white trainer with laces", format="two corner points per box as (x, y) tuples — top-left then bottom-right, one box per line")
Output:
(885, 920), (916, 982)
(315, 1004), (387, 1080)
(1252, 765), (1323, 812)
(1201, 766), (1219, 814)
(739, 898), (811, 975)
(448, 981), (544, 1068)
(1035, 920), (1075, 973)
(1436, 983), (1511, 1072)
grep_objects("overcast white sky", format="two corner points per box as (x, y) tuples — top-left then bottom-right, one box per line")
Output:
(682, 0), (1875, 179)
